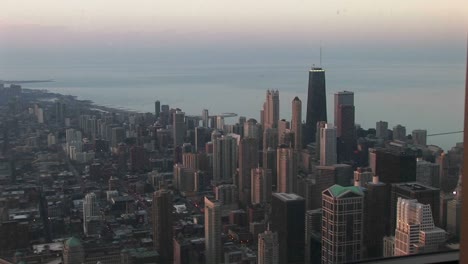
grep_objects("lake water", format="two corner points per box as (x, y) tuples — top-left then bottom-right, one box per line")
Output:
(1, 57), (465, 151)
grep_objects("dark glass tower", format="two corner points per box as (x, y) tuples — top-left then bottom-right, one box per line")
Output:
(306, 67), (327, 144)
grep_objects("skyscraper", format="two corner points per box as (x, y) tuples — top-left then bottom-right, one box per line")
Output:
(291, 97), (303, 150)
(363, 176), (391, 259)
(447, 173), (462, 238)
(320, 124), (337, 166)
(202, 109), (209, 127)
(271, 193), (305, 264)
(238, 137), (259, 206)
(374, 148), (417, 184)
(173, 110), (186, 148)
(258, 228), (279, 264)
(155, 100), (160, 118)
(62, 237), (85, 264)
(251, 167), (272, 205)
(276, 146), (297, 193)
(390, 182), (440, 234)
(394, 198), (446, 256)
(152, 189), (173, 262)
(334, 91), (355, 162)
(205, 196), (223, 264)
(263, 90), (280, 129)
(306, 67), (327, 144)
(83, 192), (100, 236)
(212, 134), (237, 183)
(322, 185), (364, 264)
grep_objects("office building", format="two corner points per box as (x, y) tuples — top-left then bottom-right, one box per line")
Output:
(205, 197), (223, 264)
(393, 124), (407, 141)
(155, 100), (160, 118)
(258, 228), (279, 264)
(263, 90), (280, 129)
(291, 96), (303, 150)
(62, 237), (84, 264)
(320, 124), (337, 166)
(394, 198), (446, 256)
(412, 129), (427, 146)
(305, 209), (322, 264)
(322, 185), (364, 264)
(212, 133), (237, 183)
(315, 121), (327, 160)
(251, 167), (272, 205)
(376, 121), (388, 140)
(447, 174), (462, 238)
(416, 158), (440, 188)
(363, 176), (391, 258)
(271, 193), (305, 264)
(334, 91), (355, 162)
(306, 67), (327, 145)
(173, 110), (186, 148)
(238, 137), (259, 205)
(152, 189), (173, 261)
(263, 148), (277, 188)
(202, 109), (209, 127)
(306, 165), (337, 210)
(373, 148), (417, 184)
(276, 146), (297, 193)
(390, 182), (440, 234)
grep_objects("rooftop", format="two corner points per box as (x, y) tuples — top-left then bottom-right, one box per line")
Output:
(326, 185), (364, 198)
(273, 193), (304, 201)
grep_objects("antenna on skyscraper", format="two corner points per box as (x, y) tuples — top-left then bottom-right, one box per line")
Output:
(320, 41), (322, 67)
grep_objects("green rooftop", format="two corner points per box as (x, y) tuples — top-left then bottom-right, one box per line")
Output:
(328, 185), (363, 198)
(65, 236), (82, 247)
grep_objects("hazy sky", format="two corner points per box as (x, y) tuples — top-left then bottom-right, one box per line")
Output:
(1, 0), (467, 54)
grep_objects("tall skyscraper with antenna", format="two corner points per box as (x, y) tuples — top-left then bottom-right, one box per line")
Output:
(305, 67), (327, 145)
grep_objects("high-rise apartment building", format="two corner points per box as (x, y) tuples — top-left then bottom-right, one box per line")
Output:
(205, 197), (223, 264)
(83, 192), (100, 236)
(152, 190), (173, 262)
(238, 137), (259, 206)
(276, 146), (297, 193)
(258, 228), (279, 264)
(291, 97), (303, 150)
(322, 185), (364, 264)
(251, 167), (272, 205)
(320, 124), (337, 166)
(263, 90), (280, 129)
(271, 193), (305, 264)
(306, 67), (327, 145)
(394, 198), (446, 256)
(173, 110), (186, 148)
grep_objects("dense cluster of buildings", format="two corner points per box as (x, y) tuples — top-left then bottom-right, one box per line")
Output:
(0, 65), (463, 264)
